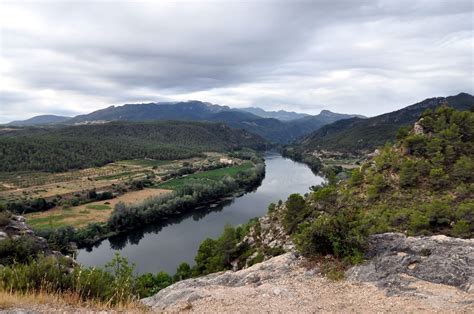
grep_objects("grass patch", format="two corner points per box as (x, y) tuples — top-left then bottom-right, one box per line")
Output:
(85, 204), (111, 210)
(158, 162), (253, 189)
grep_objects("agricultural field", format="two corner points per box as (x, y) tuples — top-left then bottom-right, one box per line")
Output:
(158, 162), (253, 189)
(0, 153), (232, 204)
(1, 152), (247, 230)
(25, 188), (171, 229)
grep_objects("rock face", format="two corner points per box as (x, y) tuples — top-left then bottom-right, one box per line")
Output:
(142, 253), (300, 311)
(0, 214), (51, 258)
(346, 233), (474, 294)
(142, 245), (474, 312)
(233, 204), (293, 269)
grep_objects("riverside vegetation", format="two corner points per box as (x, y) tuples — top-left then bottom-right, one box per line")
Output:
(0, 105), (472, 308)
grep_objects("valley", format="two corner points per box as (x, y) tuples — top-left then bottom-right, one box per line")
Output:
(0, 95), (473, 312)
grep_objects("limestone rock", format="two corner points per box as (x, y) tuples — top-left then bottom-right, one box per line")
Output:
(346, 233), (474, 294)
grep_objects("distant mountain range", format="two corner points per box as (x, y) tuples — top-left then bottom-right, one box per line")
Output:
(7, 115), (71, 126)
(6, 102), (363, 144)
(238, 107), (309, 120)
(297, 92), (474, 154)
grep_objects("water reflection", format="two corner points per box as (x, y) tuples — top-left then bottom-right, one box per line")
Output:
(77, 154), (323, 274)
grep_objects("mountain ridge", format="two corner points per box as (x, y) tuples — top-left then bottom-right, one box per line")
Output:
(5, 101), (362, 144)
(297, 92), (474, 154)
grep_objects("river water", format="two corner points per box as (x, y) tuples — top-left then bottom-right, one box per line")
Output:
(76, 153), (324, 274)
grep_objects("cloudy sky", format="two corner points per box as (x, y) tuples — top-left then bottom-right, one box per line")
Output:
(0, 0), (472, 123)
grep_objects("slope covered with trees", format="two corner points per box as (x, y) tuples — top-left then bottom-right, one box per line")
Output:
(0, 121), (266, 172)
(297, 92), (474, 154)
(285, 105), (473, 262)
(194, 105), (473, 275)
(14, 100), (361, 144)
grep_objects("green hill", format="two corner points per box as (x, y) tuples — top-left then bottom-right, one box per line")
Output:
(297, 93), (474, 154)
(283, 105), (473, 261)
(0, 121), (267, 172)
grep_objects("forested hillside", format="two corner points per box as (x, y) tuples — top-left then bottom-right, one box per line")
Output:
(298, 93), (474, 154)
(17, 100), (361, 144)
(0, 121), (266, 172)
(286, 105), (473, 261)
(192, 105), (474, 277)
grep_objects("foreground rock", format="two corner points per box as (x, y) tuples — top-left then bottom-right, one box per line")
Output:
(347, 233), (474, 294)
(142, 233), (474, 312)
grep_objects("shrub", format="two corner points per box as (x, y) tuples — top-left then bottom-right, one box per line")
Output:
(452, 156), (474, 183)
(349, 168), (364, 186)
(0, 211), (10, 227)
(0, 236), (43, 265)
(283, 194), (307, 233)
(293, 209), (366, 261)
(452, 220), (470, 237)
(399, 160), (418, 188)
(429, 168), (449, 190)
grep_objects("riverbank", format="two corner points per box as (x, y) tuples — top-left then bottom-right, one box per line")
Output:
(37, 157), (266, 252)
(77, 154), (323, 274)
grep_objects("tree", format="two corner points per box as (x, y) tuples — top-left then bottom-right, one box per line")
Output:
(173, 262), (192, 282)
(399, 160), (418, 188)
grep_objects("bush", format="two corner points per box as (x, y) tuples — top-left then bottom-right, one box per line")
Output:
(283, 194), (307, 233)
(0, 211), (11, 227)
(293, 209), (366, 261)
(399, 160), (418, 188)
(0, 236), (44, 265)
(452, 220), (470, 237)
(0, 253), (137, 305)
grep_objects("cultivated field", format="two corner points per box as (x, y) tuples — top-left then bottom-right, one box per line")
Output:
(25, 188), (171, 229)
(158, 162), (253, 189)
(0, 152), (245, 230)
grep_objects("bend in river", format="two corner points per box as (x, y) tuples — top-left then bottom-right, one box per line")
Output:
(77, 153), (324, 274)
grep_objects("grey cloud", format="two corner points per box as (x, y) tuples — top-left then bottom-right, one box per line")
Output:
(0, 0), (473, 123)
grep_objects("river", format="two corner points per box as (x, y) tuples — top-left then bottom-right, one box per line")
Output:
(76, 153), (324, 274)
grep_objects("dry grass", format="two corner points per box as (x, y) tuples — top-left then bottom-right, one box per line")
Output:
(25, 188), (171, 229)
(0, 290), (149, 312)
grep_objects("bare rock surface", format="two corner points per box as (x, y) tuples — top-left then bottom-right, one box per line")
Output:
(346, 233), (474, 294)
(142, 248), (474, 312)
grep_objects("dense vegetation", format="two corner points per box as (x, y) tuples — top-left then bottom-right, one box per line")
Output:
(0, 121), (266, 172)
(297, 92), (473, 154)
(284, 106), (473, 264)
(62, 100), (362, 144)
(191, 105), (474, 276)
(34, 158), (265, 250)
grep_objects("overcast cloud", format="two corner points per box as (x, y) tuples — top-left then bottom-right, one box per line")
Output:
(0, 0), (473, 123)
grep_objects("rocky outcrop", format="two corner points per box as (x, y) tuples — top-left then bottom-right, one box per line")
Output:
(0, 213), (52, 260)
(232, 204), (293, 269)
(142, 240), (474, 312)
(346, 233), (474, 295)
(142, 253), (301, 311)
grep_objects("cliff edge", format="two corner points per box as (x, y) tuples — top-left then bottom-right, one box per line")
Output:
(142, 233), (474, 312)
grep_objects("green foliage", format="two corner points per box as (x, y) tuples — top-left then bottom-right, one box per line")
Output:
(0, 236), (44, 265)
(283, 194), (307, 233)
(295, 93), (474, 154)
(284, 106), (474, 270)
(349, 168), (364, 186)
(0, 121), (266, 172)
(0, 254), (137, 305)
(399, 159), (418, 188)
(173, 262), (192, 282)
(293, 208), (366, 260)
(0, 211), (10, 227)
(108, 160), (264, 232)
(452, 156), (474, 182)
